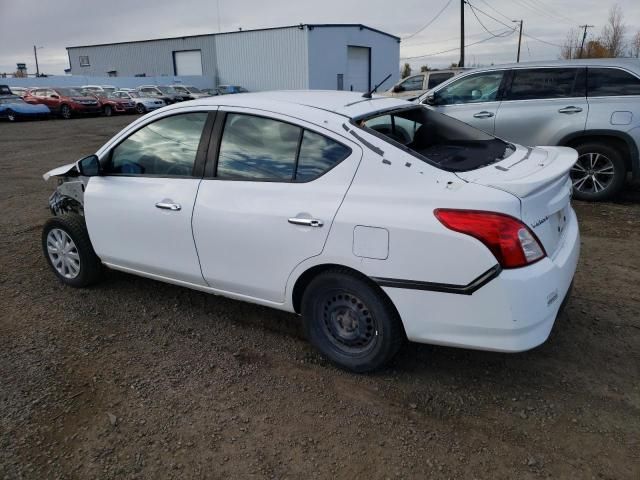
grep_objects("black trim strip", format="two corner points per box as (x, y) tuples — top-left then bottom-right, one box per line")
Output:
(348, 130), (384, 156)
(372, 265), (501, 295)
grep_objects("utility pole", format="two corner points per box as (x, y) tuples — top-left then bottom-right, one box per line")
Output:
(578, 24), (594, 58)
(514, 20), (523, 63)
(458, 0), (465, 67)
(33, 45), (40, 77)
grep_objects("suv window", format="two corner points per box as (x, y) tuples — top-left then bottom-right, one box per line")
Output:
(399, 75), (424, 91)
(434, 71), (504, 105)
(106, 113), (208, 176)
(216, 113), (351, 182)
(588, 68), (640, 96)
(427, 72), (454, 89)
(505, 68), (584, 100)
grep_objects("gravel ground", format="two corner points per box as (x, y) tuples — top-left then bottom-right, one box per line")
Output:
(1, 116), (639, 480)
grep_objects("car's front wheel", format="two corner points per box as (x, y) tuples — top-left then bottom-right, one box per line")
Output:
(60, 104), (72, 120)
(6, 109), (16, 122)
(135, 103), (146, 114)
(103, 105), (112, 117)
(42, 214), (103, 287)
(570, 142), (626, 201)
(301, 269), (404, 373)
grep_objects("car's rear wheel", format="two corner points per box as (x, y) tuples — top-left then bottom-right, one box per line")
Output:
(301, 269), (404, 373)
(6, 109), (16, 122)
(570, 142), (626, 201)
(60, 104), (72, 120)
(103, 105), (112, 117)
(42, 214), (103, 288)
(136, 103), (146, 114)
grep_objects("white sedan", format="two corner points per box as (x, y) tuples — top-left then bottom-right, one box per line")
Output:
(41, 91), (579, 372)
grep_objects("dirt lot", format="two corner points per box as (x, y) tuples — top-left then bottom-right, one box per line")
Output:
(1, 116), (639, 480)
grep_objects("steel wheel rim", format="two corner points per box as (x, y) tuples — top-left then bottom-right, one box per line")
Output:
(570, 152), (615, 194)
(61, 106), (71, 119)
(321, 291), (378, 355)
(46, 228), (80, 279)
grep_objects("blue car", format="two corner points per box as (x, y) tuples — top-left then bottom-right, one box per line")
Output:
(0, 95), (50, 121)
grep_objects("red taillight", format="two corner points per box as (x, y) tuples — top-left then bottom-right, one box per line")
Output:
(434, 209), (546, 269)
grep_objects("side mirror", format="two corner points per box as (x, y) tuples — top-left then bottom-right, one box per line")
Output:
(393, 85), (404, 93)
(424, 92), (436, 105)
(77, 155), (100, 177)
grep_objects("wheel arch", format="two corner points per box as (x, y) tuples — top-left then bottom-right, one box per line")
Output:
(558, 129), (639, 177)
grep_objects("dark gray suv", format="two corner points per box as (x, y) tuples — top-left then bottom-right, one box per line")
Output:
(419, 59), (640, 201)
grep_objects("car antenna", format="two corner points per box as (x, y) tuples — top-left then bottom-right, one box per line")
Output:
(362, 73), (392, 99)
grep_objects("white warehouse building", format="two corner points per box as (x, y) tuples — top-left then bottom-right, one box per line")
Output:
(66, 24), (400, 92)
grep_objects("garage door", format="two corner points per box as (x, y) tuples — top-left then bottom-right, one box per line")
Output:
(173, 50), (203, 76)
(345, 46), (370, 93)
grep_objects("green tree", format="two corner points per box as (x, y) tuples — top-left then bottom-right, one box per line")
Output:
(401, 63), (411, 78)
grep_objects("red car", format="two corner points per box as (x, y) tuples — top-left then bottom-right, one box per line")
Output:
(23, 87), (102, 119)
(84, 92), (137, 116)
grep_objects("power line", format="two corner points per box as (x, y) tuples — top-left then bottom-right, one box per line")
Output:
(467, 2), (514, 37)
(401, 29), (509, 48)
(402, 0), (454, 40)
(521, 31), (564, 48)
(400, 30), (513, 60)
(464, 1), (517, 31)
(475, 0), (513, 23)
(527, 0), (575, 23)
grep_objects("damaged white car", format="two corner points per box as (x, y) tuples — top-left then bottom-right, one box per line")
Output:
(42, 91), (580, 372)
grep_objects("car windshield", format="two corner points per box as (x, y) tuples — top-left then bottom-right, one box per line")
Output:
(127, 92), (141, 98)
(57, 88), (83, 97)
(157, 86), (176, 94)
(357, 106), (515, 172)
(186, 86), (201, 93)
(102, 87), (116, 94)
(0, 96), (25, 104)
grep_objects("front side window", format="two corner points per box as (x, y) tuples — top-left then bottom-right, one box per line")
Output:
(587, 68), (640, 97)
(434, 71), (504, 105)
(399, 75), (424, 91)
(106, 113), (208, 176)
(361, 106), (514, 172)
(217, 114), (300, 180)
(504, 68), (584, 100)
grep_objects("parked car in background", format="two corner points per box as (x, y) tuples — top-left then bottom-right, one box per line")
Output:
(216, 85), (249, 95)
(418, 58), (640, 201)
(111, 90), (166, 113)
(0, 95), (50, 121)
(41, 91), (578, 373)
(81, 85), (117, 95)
(170, 85), (211, 99)
(200, 88), (218, 96)
(7, 86), (29, 97)
(0, 85), (12, 95)
(136, 85), (185, 103)
(385, 69), (466, 100)
(83, 92), (136, 116)
(24, 88), (102, 119)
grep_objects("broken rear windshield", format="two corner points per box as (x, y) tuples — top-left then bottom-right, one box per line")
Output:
(355, 106), (514, 172)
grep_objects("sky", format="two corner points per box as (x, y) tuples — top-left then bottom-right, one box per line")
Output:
(1, 0), (639, 76)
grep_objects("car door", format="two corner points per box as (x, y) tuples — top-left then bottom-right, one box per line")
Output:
(493, 67), (588, 146)
(44, 89), (63, 113)
(192, 107), (362, 303)
(425, 70), (506, 134)
(85, 110), (214, 285)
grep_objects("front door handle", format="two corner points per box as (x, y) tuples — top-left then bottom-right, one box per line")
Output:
(288, 217), (324, 227)
(558, 106), (583, 114)
(473, 111), (494, 118)
(155, 202), (181, 211)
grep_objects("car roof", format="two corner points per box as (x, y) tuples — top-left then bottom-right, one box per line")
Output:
(467, 57), (640, 73)
(162, 90), (410, 121)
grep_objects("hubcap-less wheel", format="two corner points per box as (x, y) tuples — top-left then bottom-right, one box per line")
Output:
(61, 105), (71, 119)
(571, 152), (615, 195)
(321, 291), (378, 355)
(46, 228), (80, 279)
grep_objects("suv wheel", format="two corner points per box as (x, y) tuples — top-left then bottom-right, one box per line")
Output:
(570, 142), (626, 201)
(42, 214), (103, 287)
(301, 269), (404, 373)
(60, 104), (72, 120)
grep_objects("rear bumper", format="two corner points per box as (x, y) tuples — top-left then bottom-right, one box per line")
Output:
(385, 206), (580, 352)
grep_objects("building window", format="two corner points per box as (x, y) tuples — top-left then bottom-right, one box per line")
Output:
(79, 56), (90, 67)
(107, 70), (117, 77)
(337, 74), (344, 91)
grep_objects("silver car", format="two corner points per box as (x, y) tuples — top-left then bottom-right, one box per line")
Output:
(418, 58), (640, 201)
(111, 90), (166, 114)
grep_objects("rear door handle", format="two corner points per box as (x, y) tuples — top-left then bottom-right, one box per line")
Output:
(288, 217), (324, 227)
(473, 111), (494, 118)
(558, 106), (583, 114)
(155, 202), (181, 211)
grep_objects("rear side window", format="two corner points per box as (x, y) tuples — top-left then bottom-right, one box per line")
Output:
(216, 113), (351, 182)
(504, 68), (584, 100)
(588, 68), (640, 96)
(427, 72), (454, 89)
(399, 75), (424, 91)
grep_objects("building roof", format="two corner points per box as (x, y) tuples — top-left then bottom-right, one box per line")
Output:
(67, 24), (400, 50)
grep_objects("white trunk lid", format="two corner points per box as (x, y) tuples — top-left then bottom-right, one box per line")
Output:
(457, 146), (577, 256)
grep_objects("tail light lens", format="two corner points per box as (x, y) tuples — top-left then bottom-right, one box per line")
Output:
(434, 209), (546, 269)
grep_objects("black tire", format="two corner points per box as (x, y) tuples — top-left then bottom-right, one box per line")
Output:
(103, 105), (112, 117)
(135, 103), (146, 114)
(301, 269), (405, 373)
(42, 214), (103, 288)
(60, 104), (72, 120)
(7, 109), (16, 122)
(570, 142), (626, 202)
